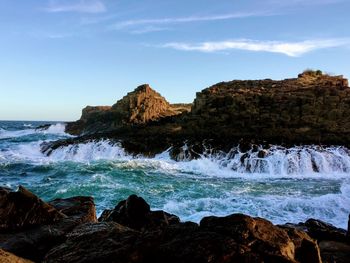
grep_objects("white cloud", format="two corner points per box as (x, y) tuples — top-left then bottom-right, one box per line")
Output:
(162, 39), (350, 57)
(45, 0), (106, 13)
(110, 11), (271, 30)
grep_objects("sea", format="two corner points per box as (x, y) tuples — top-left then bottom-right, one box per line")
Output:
(0, 120), (349, 229)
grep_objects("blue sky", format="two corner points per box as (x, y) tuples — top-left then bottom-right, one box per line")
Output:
(0, 0), (349, 121)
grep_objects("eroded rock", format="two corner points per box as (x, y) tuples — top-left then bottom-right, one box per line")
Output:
(98, 194), (180, 230)
(0, 186), (64, 232)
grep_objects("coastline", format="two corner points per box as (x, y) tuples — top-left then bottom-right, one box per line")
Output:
(1, 186), (349, 263)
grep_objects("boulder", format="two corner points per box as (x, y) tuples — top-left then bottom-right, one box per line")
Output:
(0, 188), (97, 262)
(49, 196), (97, 223)
(98, 195), (180, 230)
(200, 214), (321, 263)
(45, 196), (321, 263)
(0, 186), (65, 232)
(304, 218), (347, 242)
(44, 213), (321, 263)
(318, 241), (350, 263)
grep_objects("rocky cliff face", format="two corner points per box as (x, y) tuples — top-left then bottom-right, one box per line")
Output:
(187, 71), (350, 145)
(58, 71), (350, 157)
(111, 84), (184, 124)
(66, 84), (191, 135)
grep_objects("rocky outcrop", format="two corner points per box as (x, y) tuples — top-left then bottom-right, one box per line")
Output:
(66, 84), (191, 135)
(4, 187), (350, 263)
(111, 84), (183, 124)
(283, 218), (350, 263)
(46, 70), (350, 159)
(44, 214), (322, 263)
(98, 194), (180, 230)
(189, 71), (350, 145)
(0, 188), (97, 262)
(0, 186), (64, 232)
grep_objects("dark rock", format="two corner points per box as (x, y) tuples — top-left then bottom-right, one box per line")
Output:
(0, 249), (33, 263)
(49, 71), (350, 159)
(200, 214), (321, 263)
(43, 222), (140, 263)
(49, 196), (97, 223)
(99, 195), (180, 230)
(0, 186), (65, 232)
(0, 189), (98, 262)
(318, 240), (350, 263)
(304, 218), (347, 242)
(45, 213), (321, 263)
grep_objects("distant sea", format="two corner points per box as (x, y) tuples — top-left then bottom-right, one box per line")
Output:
(0, 120), (349, 228)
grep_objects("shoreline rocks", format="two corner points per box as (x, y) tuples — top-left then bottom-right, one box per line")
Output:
(1, 186), (349, 262)
(43, 71), (350, 159)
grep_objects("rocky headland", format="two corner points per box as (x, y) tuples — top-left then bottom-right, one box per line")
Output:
(41, 70), (350, 159)
(1, 186), (349, 263)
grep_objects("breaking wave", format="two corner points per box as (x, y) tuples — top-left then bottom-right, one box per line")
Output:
(9, 139), (348, 178)
(0, 123), (69, 139)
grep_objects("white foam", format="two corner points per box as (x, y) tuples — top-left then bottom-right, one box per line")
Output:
(0, 123), (70, 139)
(161, 181), (350, 229)
(48, 140), (128, 163)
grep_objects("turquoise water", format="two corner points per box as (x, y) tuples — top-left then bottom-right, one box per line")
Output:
(0, 121), (349, 228)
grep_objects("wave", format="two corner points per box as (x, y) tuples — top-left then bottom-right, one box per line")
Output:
(48, 140), (128, 162)
(3, 137), (350, 178)
(0, 123), (70, 139)
(161, 182), (350, 229)
(31, 140), (350, 177)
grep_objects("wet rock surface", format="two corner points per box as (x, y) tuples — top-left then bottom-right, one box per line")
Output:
(1, 187), (349, 262)
(98, 194), (180, 230)
(0, 186), (64, 232)
(0, 187), (97, 262)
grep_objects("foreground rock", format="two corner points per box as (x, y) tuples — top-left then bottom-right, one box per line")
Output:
(2, 187), (349, 262)
(98, 194), (180, 230)
(44, 70), (350, 159)
(44, 212), (322, 263)
(0, 186), (64, 231)
(0, 187), (97, 262)
(283, 218), (350, 263)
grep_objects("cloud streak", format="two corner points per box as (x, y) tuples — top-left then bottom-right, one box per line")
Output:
(45, 0), (106, 13)
(162, 39), (350, 57)
(110, 11), (271, 30)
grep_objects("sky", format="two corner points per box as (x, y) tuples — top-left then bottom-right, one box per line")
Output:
(0, 0), (349, 121)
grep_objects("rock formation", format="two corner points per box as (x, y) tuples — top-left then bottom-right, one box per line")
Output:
(0, 186), (64, 231)
(0, 187), (97, 262)
(66, 84), (191, 135)
(1, 186), (350, 262)
(45, 70), (350, 158)
(188, 70), (350, 145)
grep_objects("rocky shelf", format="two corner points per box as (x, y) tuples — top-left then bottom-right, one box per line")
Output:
(42, 70), (350, 159)
(0, 186), (349, 263)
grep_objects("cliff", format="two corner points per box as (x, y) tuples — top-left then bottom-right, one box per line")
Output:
(66, 84), (191, 135)
(47, 70), (350, 157)
(186, 70), (350, 144)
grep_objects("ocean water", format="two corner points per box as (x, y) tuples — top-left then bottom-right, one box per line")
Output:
(0, 121), (349, 229)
